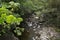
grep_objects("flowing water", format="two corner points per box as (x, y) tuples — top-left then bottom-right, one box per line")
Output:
(21, 13), (60, 40)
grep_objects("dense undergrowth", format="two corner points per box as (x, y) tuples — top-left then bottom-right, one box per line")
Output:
(0, 0), (60, 40)
(0, 1), (24, 36)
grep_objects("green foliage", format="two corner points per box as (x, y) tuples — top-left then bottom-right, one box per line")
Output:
(6, 15), (23, 25)
(22, 0), (48, 11)
(0, 6), (12, 15)
(14, 27), (24, 36)
(0, 1), (24, 36)
(0, 0), (60, 37)
(9, 1), (20, 11)
(6, 15), (16, 24)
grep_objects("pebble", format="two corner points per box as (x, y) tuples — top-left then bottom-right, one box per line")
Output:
(35, 17), (39, 19)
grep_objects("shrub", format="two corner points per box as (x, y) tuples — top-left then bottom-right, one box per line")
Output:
(0, 1), (24, 36)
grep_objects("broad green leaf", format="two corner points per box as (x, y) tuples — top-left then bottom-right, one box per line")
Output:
(20, 28), (24, 32)
(0, 17), (4, 24)
(16, 18), (23, 25)
(6, 15), (16, 24)
(16, 30), (22, 36)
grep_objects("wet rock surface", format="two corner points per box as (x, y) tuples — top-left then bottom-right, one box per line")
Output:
(21, 13), (60, 40)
